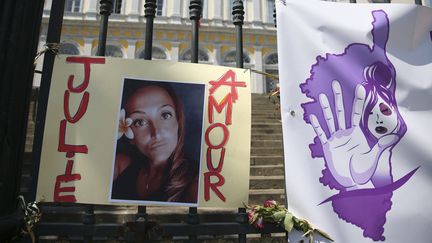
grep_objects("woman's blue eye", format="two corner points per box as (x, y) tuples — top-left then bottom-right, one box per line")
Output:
(133, 118), (148, 127)
(161, 112), (173, 120)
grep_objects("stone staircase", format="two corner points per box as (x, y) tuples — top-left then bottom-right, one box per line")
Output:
(249, 94), (285, 205)
(20, 94), (286, 241)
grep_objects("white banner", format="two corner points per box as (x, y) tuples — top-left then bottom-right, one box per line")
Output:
(277, 0), (432, 242)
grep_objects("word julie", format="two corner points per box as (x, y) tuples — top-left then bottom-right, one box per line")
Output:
(54, 57), (105, 202)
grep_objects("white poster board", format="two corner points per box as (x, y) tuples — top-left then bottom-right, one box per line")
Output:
(277, 0), (432, 242)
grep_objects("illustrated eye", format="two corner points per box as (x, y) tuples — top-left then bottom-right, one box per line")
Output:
(133, 118), (148, 128)
(370, 111), (373, 115)
(161, 111), (173, 120)
(379, 103), (392, 116)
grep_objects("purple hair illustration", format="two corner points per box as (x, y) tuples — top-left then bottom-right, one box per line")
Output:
(300, 10), (418, 241)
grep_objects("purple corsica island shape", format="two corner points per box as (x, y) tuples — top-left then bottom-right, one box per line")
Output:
(299, 10), (419, 241)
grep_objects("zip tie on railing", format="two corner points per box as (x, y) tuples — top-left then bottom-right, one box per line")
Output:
(17, 195), (41, 243)
(34, 42), (60, 65)
(250, 69), (279, 81)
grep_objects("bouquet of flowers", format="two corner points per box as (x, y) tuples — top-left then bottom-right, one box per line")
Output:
(245, 200), (333, 243)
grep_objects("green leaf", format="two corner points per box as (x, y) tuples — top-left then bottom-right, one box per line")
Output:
(283, 212), (294, 232)
(272, 211), (286, 222)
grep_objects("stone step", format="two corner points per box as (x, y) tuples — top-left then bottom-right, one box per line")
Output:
(252, 110), (281, 116)
(249, 189), (285, 205)
(251, 123), (282, 130)
(251, 140), (282, 148)
(251, 118), (281, 124)
(252, 134), (283, 140)
(252, 114), (281, 120)
(251, 147), (283, 156)
(25, 143), (33, 152)
(251, 129), (282, 135)
(26, 121), (35, 129)
(249, 176), (284, 190)
(251, 98), (273, 103)
(251, 117), (281, 122)
(251, 96), (274, 102)
(250, 164), (284, 176)
(251, 104), (279, 111)
(250, 155), (284, 166)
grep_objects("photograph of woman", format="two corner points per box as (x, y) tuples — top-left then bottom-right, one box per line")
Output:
(111, 79), (205, 205)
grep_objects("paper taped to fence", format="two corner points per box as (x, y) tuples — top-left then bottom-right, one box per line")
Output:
(36, 56), (251, 208)
(277, 0), (432, 242)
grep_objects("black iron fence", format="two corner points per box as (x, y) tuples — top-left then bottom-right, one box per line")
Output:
(27, 0), (284, 242)
(1, 0), (425, 242)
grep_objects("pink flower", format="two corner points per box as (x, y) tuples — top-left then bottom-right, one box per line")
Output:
(254, 217), (264, 229)
(264, 199), (277, 208)
(248, 211), (258, 224)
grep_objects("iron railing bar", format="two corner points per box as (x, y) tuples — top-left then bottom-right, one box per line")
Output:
(190, 0), (202, 64)
(233, 0), (244, 69)
(86, 2), (114, 241)
(136, 0), (157, 224)
(96, 0), (113, 56)
(144, 0), (156, 60)
(35, 222), (286, 236)
(188, 2), (203, 242)
(232, 1), (247, 242)
(29, 0), (66, 203)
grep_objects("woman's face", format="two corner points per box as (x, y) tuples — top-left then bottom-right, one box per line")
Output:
(126, 86), (179, 164)
(367, 95), (398, 139)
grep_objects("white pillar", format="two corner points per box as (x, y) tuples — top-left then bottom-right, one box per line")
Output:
(44, 0), (52, 10)
(254, 47), (264, 94)
(202, 0), (208, 19)
(127, 40), (136, 59)
(126, 0), (140, 22)
(214, 44), (221, 65)
(171, 42), (180, 62)
(211, 0), (223, 26)
(83, 38), (93, 56)
(43, 0), (52, 17)
(162, 0), (168, 16)
(223, 0), (231, 21)
(171, 0), (182, 24)
(181, 0), (188, 19)
(84, 0), (98, 20)
(252, 0), (263, 28)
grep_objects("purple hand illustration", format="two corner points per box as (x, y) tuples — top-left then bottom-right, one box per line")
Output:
(310, 81), (399, 189)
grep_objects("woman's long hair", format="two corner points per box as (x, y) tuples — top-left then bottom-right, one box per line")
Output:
(360, 62), (406, 148)
(161, 84), (193, 202)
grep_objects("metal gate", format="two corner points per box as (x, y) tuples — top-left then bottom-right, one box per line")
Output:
(21, 0), (285, 242)
(0, 0), (425, 242)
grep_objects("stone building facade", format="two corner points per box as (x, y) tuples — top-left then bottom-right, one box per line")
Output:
(36, 0), (430, 93)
